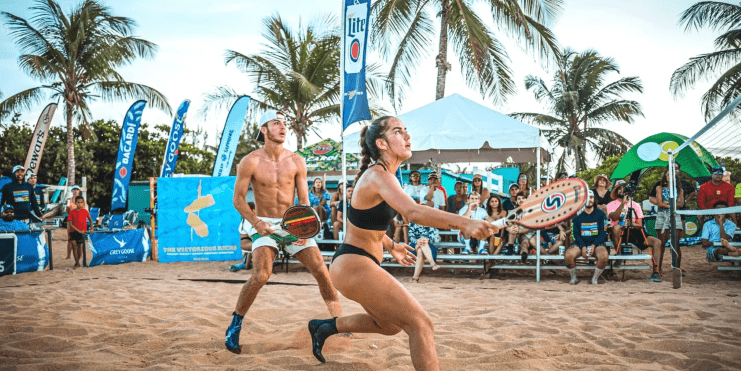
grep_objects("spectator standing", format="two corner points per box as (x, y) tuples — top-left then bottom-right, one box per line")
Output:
(517, 173), (531, 197)
(0, 205), (30, 231)
(446, 181), (468, 214)
(698, 166), (735, 224)
(458, 192), (488, 254)
(653, 170), (685, 272)
(309, 178), (331, 222)
(591, 174), (612, 214)
(649, 163), (697, 238)
(67, 196), (93, 268)
(420, 172), (446, 211)
(26, 171), (46, 212)
(566, 191), (608, 285)
(0, 165), (42, 223)
(502, 183), (520, 212)
(65, 185), (85, 259)
(470, 174), (490, 206)
(607, 182), (663, 282)
(702, 201), (740, 262)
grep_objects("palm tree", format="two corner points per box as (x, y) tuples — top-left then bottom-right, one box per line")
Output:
(372, 0), (562, 110)
(2, 0), (171, 185)
(202, 14), (384, 150)
(671, 1), (741, 120)
(510, 49), (643, 173)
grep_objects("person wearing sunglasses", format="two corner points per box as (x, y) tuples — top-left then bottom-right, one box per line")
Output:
(470, 174), (490, 206)
(698, 166), (736, 225)
(517, 173), (531, 197)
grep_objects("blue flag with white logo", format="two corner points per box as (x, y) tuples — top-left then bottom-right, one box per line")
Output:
(212, 96), (250, 177)
(161, 100), (191, 177)
(342, 0), (372, 131)
(111, 100), (146, 211)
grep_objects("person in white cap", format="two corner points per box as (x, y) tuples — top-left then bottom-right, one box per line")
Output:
(565, 190), (608, 285)
(0, 165), (42, 223)
(224, 109), (342, 354)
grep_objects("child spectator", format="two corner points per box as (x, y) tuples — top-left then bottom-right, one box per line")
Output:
(67, 196), (93, 268)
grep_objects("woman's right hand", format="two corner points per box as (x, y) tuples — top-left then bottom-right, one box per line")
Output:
(464, 219), (497, 241)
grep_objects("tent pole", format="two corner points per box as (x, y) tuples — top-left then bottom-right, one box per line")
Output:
(536, 133), (541, 283)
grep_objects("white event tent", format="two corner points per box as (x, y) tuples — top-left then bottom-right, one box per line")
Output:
(343, 94), (550, 164)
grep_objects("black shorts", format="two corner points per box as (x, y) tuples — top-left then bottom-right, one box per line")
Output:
(68, 231), (84, 244)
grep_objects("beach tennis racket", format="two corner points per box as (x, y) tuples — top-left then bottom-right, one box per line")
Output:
(492, 179), (589, 230)
(269, 205), (322, 239)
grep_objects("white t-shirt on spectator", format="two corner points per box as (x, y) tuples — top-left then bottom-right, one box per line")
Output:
(458, 204), (488, 220)
(419, 186), (446, 209)
(404, 184), (425, 204)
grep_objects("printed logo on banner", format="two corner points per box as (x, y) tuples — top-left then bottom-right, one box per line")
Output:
(162, 100), (191, 177)
(112, 100), (146, 210)
(342, 0), (372, 130)
(25, 103), (57, 175)
(344, 3), (367, 74)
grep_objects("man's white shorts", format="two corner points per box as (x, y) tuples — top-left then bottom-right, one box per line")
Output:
(246, 216), (317, 256)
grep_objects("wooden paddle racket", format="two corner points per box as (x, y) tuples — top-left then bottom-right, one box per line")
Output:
(492, 179), (589, 230)
(269, 205), (322, 242)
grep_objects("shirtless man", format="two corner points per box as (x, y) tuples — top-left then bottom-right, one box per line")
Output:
(224, 110), (342, 354)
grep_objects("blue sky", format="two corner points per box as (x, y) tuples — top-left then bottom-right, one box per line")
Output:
(0, 0), (721, 170)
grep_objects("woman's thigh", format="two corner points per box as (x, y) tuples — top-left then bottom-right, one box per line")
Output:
(331, 254), (430, 330)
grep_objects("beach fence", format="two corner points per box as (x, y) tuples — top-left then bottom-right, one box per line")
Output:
(0, 230), (52, 276)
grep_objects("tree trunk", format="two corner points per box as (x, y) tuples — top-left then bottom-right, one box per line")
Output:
(66, 101), (76, 186)
(435, 0), (450, 100)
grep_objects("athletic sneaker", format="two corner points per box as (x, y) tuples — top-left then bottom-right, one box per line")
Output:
(649, 272), (662, 282)
(477, 248), (489, 255)
(225, 312), (244, 354)
(461, 248), (471, 255)
(229, 263), (246, 272)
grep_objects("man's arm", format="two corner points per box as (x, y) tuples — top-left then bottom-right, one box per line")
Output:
(608, 200), (625, 221)
(294, 156), (310, 206)
(233, 155), (260, 227)
(572, 217), (585, 247)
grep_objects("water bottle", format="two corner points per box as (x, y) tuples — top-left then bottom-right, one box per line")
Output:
(558, 246), (565, 256)
(514, 242), (519, 254)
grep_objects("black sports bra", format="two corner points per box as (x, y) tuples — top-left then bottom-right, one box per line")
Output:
(347, 163), (398, 231)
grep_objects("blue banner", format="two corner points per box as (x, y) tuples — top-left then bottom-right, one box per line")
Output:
(212, 96), (250, 177)
(88, 229), (151, 267)
(15, 231), (48, 273)
(0, 233), (17, 276)
(342, 0), (371, 130)
(112, 100), (146, 211)
(161, 100), (190, 177)
(157, 177), (241, 263)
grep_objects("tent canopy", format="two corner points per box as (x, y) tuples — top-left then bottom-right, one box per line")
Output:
(610, 132), (719, 180)
(344, 94), (550, 164)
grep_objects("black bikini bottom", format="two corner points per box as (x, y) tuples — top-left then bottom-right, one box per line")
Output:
(332, 243), (381, 266)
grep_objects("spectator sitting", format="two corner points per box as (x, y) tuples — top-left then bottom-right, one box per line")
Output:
(541, 219), (571, 255)
(698, 166), (735, 224)
(400, 170), (426, 244)
(0, 165), (42, 223)
(484, 194), (507, 255)
(607, 182), (663, 282)
(0, 205), (30, 232)
(458, 191), (488, 255)
(556, 171), (568, 182)
(420, 172), (446, 211)
(517, 173), (531, 197)
(470, 174), (490, 206)
(702, 201), (740, 262)
(446, 181), (468, 214)
(565, 190), (608, 285)
(502, 192), (532, 261)
(332, 185), (354, 241)
(591, 174), (612, 215)
(309, 178), (331, 222)
(329, 182), (344, 225)
(501, 183), (520, 212)
(723, 170), (732, 184)
(26, 171), (46, 212)
(409, 199), (442, 282)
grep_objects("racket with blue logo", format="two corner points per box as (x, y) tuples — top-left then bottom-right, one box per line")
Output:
(492, 179), (589, 230)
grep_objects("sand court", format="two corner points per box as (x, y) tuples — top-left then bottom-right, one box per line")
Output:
(2, 229), (741, 370)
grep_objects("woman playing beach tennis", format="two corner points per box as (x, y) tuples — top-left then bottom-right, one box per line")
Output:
(308, 116), (497, 370)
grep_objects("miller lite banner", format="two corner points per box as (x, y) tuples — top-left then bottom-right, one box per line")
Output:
(161, 99), (191, 177)
(111, 100), (146, 211)
(24, 103), (57, 175)
(212, 96), (250, 177)
(342, 0), (372, 130)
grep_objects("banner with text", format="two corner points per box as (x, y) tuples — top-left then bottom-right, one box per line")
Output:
(111, 100), (146, 211)
(89, 228), (151, 267)
(0, 234), (17, 277)
(24, 103), (57, 176)
(212, 96), (250, 177)
(157, 176), (241, 263)
(15, 231), (48, 273)
(161, 100), (190, 177)
(342, 0), (371, 130)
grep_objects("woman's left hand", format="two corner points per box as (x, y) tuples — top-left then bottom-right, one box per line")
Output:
(391, 242), (416, 266)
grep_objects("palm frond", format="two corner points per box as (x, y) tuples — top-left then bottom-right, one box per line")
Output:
(198, 87), (244, 120)
(670, 48), (741, 97)
(678, 1), (741, 32)
(0, 87), (47, 120)
(93, 81), (171, 115)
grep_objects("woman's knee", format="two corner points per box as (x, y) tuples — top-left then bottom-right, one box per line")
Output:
(405, 312), (434, 336)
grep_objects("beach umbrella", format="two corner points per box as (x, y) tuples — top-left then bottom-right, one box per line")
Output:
(610, 132), (719, 180)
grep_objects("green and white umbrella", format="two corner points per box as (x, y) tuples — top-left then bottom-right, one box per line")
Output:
(610, 132), (719, 180)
